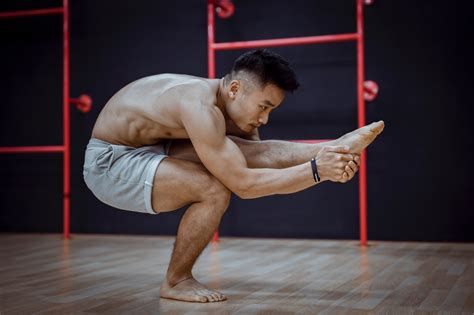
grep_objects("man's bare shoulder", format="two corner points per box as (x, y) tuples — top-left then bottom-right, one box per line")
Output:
(159, 75), (218, 106)
(122, 73), (216, 104)
(157, 75), (221, 121)
(174, 79), (226, 144)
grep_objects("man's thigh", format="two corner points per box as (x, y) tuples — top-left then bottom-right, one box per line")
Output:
(167, 137), (253, 164)
(152, 157), (221, 213)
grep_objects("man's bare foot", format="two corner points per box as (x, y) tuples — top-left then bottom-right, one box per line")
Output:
(337, 121), (385, 154)
(160, 277), (227, 303)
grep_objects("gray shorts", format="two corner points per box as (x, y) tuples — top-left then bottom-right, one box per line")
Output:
(83, 138), (170, 214)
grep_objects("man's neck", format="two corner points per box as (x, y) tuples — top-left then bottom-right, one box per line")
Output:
(215, 78), (230, 120)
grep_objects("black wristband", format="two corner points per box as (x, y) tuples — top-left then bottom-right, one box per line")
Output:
(311, 158), (321, 183)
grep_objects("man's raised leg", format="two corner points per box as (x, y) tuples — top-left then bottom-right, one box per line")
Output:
(169, 121), (385, 169)
(152, 158), (231, 302)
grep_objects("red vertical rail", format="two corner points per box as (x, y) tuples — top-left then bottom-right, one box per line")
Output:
(356, 0), (367, 246)
(63, 0), (71, 239)
(207, 2), (216, 79)
(0, 2), (87, 240)
(208, 1), (219, 242)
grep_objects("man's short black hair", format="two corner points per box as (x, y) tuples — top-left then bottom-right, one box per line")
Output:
(226, 49), (300, 92)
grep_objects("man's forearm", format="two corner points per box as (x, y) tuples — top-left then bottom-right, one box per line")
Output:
(233, 145), (354, 199)
(237, 161), (319, 199)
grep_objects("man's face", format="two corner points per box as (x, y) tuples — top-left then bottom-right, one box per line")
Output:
(228, 80), (285, 133)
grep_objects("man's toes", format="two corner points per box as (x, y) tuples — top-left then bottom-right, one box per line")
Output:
(199, 289), (216, 302)
(218, 293), (227, 301)
(195, 293), (208, 303)
(214, 292), (223, 299)
(205, 293), (217, 302)
(209, 292), (221, 302)
(202, 289), (215, 301)
(373, 121), (384, 133)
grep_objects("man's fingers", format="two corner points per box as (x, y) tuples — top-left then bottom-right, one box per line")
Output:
(348, 160), (358, 173)
(341, 171), (349, 183)
(340, 154), (355, 162)
(345, 165), (355, 178)
(353, 155), (361, 166)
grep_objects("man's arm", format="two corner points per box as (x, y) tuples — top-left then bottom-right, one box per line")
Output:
(180, 101), (351, 199)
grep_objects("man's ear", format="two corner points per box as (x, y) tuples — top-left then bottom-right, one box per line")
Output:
(229, 80), (240, 98)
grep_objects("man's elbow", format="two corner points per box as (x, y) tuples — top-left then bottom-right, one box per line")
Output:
(235, 189), (252, 199)
(233, 182), (257, 199)
(235, 191), (254, 200)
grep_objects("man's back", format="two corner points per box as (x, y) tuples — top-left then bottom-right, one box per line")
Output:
(91, 73), (217, 147)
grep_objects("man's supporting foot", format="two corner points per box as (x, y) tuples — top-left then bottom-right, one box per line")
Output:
(160, 277), (227, 303)
(337, 120), (385, 154)
(152, 159), (231, 303)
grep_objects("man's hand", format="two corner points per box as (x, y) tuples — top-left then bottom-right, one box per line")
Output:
(315, 146), (359, 183)
(340, 155), (360, 183)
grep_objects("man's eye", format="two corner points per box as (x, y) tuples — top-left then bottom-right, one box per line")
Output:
(259, 106), (266, 111)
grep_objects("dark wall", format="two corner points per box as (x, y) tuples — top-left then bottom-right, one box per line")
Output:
(1, 0), (473, 241)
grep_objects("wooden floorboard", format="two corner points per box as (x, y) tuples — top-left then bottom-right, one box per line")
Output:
(1, 234), (473, 314)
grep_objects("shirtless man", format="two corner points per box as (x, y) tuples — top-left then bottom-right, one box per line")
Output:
(83, 49), (384, 303)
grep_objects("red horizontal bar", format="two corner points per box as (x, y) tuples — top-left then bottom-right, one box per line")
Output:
(0, 146), (64, 154)
(0, 7), (63, 19)
(213, 33), (359, 51)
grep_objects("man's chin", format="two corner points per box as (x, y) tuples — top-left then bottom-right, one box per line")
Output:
(245, 125), (256, 132)
(235, 123), (252, 132)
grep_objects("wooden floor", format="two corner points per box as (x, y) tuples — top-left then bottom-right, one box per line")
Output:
(1, 234), (473, 314)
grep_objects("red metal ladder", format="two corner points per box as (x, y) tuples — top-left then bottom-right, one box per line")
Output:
(0, 0), (92, 239)
(207, 0), (379, 246)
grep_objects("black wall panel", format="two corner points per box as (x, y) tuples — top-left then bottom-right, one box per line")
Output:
(1, 0), (473, 241)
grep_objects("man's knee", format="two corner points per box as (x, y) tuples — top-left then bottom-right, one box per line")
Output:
(202, 174), (231, 213)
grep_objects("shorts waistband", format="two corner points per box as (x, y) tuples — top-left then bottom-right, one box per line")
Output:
(87, 138), (172, 154)
(87, 138), (112, 148)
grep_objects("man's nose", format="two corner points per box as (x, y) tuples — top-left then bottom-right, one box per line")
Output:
(258, 114), (269, 125)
